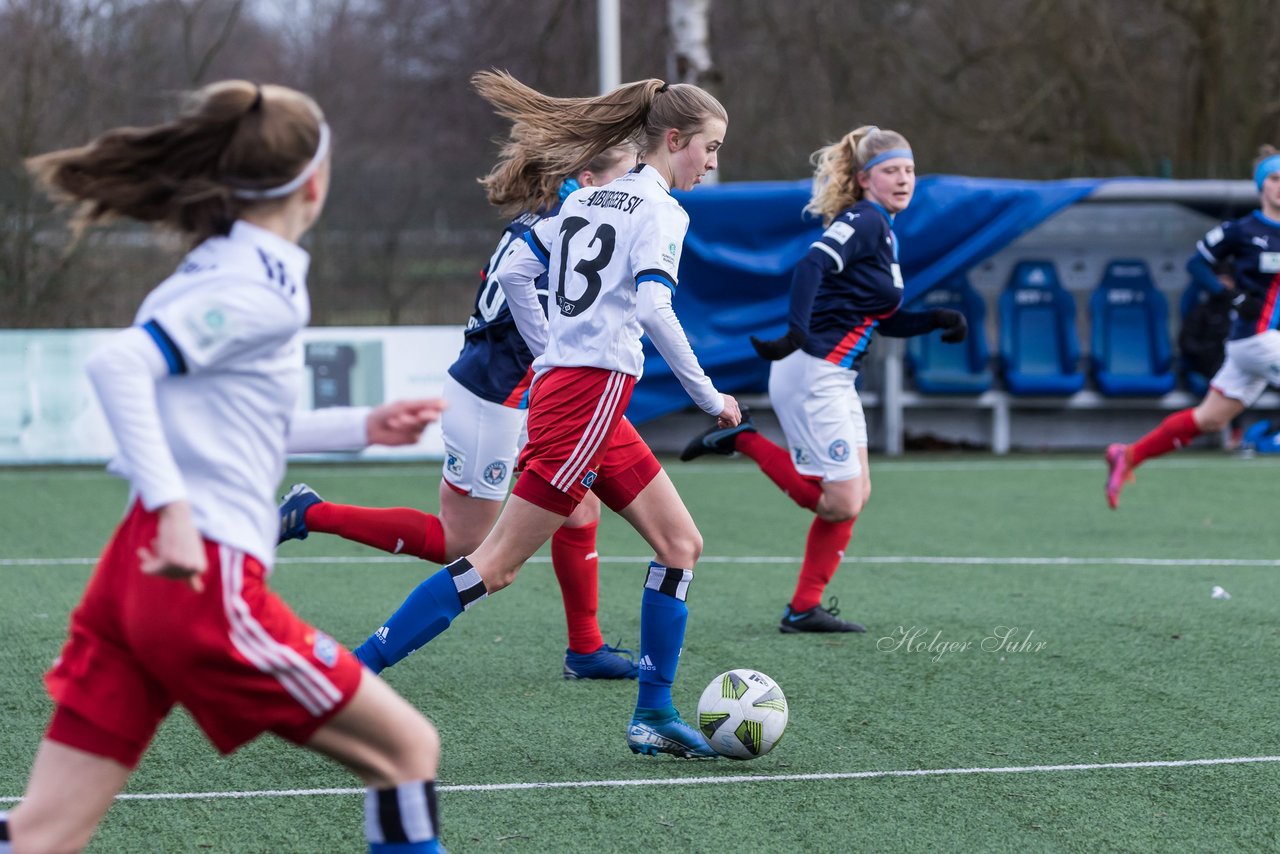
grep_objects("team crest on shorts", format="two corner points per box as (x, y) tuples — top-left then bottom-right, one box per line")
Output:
(483, 461), (508, 486)
(445, 451), (465, 479)
(828, 439), (851, 462)
(581, 470), (598, 488)
(313, 632), (338, 668)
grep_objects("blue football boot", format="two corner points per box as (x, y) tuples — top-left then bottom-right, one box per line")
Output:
(278, 483), (324, 544)
(564, 643), (640, 680)
(627, 712), (719, 759)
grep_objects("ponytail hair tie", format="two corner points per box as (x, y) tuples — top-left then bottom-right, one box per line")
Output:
(657, 82), (670, 94)
(249, 84), (264, 112)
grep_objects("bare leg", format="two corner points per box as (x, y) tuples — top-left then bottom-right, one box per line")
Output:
(467, 494), (567, 592)
(614, 469), (702, 567)
(436, 480), (501, 559)
(306, 673), (439, 786)
(8, 740), (131, 854)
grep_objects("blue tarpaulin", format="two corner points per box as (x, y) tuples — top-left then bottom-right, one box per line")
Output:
(628, 174), (1104, 422)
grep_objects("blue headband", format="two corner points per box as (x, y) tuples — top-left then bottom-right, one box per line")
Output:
(1254, 155), (1280, 191)
(862, 148), (914, 172)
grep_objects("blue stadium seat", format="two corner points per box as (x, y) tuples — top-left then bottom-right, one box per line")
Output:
(1089, 260), (1175, 396)
(998, 261), (1086, 395)
(904, 276), (993, 394)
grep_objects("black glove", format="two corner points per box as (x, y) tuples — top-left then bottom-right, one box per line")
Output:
(750, 329), (804, 361)
(932, 309), (968, 343)
(1233, 292), (1264, 323)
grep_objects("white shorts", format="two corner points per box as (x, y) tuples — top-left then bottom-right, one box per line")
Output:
(1211, 330), (1280, 406)
(440, 374), (526, 501)
(768, 351), (866, 482)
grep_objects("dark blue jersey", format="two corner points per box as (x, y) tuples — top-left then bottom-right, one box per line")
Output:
(1195, 210), (1280, 340)
(787, 200), (904, 370)
(447, 209), (556, 408)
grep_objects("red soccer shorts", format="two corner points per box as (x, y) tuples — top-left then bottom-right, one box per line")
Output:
(513, 366), (661, 515)
(45, 502), (363, 767)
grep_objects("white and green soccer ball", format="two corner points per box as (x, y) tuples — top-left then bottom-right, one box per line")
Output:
(696, 669), (788, 760)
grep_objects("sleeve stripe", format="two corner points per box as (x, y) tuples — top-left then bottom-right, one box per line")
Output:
(635, 268), (677, 292)
(142, 320), (188, 375)
(522, 230), (550, 265)
(1195, 241), (1215, 263)
(811, 241), (845, 274)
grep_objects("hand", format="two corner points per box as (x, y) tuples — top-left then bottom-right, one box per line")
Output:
(716, 394), (742, 428)
(366, 398), (447, 446)
(750, 329), (803, 361)
(137, 501), (208, 593)
(933, 309), (968, 343)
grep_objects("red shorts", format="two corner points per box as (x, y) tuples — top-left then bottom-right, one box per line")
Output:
(45, 503), (363, 767)
(514, 366), (661, 515)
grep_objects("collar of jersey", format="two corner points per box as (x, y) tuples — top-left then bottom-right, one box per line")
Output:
(230, 220), (312, 281)
(1252, 209), (1280, 229)
(633, 163), (672, 195)
(865, 199), (895, 224)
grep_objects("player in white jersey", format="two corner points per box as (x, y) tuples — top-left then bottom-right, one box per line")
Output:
(277, 144), (643, 682)
(2, 82), (447, 854)
(365, 71), (740, 760)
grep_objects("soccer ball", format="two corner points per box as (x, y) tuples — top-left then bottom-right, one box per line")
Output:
(696, 669), (788, 760)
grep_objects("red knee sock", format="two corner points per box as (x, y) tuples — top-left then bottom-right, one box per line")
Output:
(551, 522), (603, 654)
(1129, 408), (1202, 468)
(736, 432), (823, 511)
(790, 516), (856, 613)
(305, 503), (448, 564)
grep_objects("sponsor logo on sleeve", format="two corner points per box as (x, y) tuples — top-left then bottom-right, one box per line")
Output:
(182, 303), (233, 351)
(824, 221), (855, 244)
(661, 241), (679, 268)
(1205, 226), (1225, 247)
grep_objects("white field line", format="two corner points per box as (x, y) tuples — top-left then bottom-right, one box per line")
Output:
(2, 754), (1278, 804)
(5, 554), (1280, 569)
(0, 456), (1273, 481)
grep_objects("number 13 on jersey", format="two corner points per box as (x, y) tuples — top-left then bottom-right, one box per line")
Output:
(555, 216), (616, 317)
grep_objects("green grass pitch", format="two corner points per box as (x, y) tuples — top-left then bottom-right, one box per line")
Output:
(2, 453), (1279, 852)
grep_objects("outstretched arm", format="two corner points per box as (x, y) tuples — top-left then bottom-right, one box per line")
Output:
(636, 280), (728, 418)
(878, 307), (967, 342)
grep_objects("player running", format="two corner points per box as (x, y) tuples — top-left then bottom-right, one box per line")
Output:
(3, 81), (447, 854)
(1105, 144), (1280, 508)
(343, 70), (739, 760)
(278, 142), (640, 681)
(681, 125), (966, 634)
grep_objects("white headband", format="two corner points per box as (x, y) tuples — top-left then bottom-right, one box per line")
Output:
(231, 122), (331, 201)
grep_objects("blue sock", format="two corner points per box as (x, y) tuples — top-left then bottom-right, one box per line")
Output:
(354, 559), (487, 674)
(635, 562), (693, 712)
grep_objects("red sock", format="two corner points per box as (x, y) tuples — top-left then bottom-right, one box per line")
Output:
(305, 503), (448, 564)
(736, 432), (823, 511)
(1129, 408), (1202, 467)
(551, 522), (603, 654)
(790, 516), (856, 613)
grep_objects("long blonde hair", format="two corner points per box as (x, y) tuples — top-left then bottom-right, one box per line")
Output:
(27, 80), (325, 243)
(473, 70), (726, 216)
(805, 126), (912, 225)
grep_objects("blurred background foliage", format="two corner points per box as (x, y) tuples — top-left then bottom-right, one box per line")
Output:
(2, 0), (1277, 327)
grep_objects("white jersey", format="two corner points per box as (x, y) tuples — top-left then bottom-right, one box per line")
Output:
(113, 221), (311, 565)
(525, 164), (687, 377)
